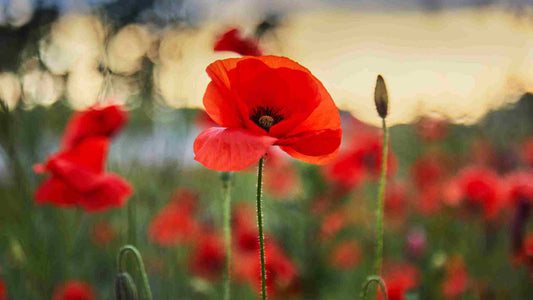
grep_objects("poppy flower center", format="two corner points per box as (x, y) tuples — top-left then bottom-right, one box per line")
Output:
(250, 106), (284, 131)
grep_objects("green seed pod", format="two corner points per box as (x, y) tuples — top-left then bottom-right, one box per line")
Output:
(374, 75), (389, 118)
(115, 272), (139, 300)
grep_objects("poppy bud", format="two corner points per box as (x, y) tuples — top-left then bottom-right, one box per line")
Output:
(115, 272), (138, 300)
(374, 75), (388, 118)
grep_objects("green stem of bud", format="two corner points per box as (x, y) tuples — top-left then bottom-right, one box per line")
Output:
(117, 245), (153, 300)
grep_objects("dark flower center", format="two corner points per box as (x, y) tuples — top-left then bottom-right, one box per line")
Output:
(250, 106), (284, 131)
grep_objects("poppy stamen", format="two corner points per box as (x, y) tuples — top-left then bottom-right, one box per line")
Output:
(250, 106), (284, 131)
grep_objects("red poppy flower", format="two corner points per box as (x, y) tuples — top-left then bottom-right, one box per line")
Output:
(323, 132), (396, 189)
(61, 103), (128, 149)
(34, 137), (133, 212)
(521, 138), (533, 168)
(0, 278), (5, 300)
(454, 166), (503, 220)
(378, 263), (419, 300)
(264, 148), (300, 198)
(329, 240), (362, 270)
(189, 231), (225, 280)
(213, 28), (263, 56)
(410, 155), (447, 189)
(193, 56), (342, 171)
(442, 256), (468, 299)
(415, 117), (448, 141)
(248, 243), (298, 298)
(53, 280), (95, 300)
(385, 181), (408, 222)
(90, 220), (117, 247)
(148, 189), (200, 246)
(505, 171), (533, 206)
(320, 210), (348, 241)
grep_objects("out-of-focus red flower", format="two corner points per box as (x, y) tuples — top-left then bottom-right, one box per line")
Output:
(385, 181), (408, 222)
(214, 28), (263, 56)
(53, 280), (94, 300)
(323, 133), (397, 190)
(320, 210), (348, 241)
(415, 117), (448, 141)
(0, 278), (6, 300)
(90, 220), (117, 247)
(264, 147), (300, 198)
(416, 185), (444, 216)
(34, 137), (133, 212)
(189, 231), (225, 280)
(521, 138), (533, 168)
(441, 256), (468, 299)
(61, 103), (128, 149)
(406, 227), (426, 258)
(505, 171), (533, 206)
(193, 56), (342, 171)
(410, 155), (447, 189)
(329, 240), (361, 270)
(148, 189), (200, 246)
(232, 204), (260, 254)
(249, 243), (299, 298)
(378, 263), (420, 300)
(453, 166), (503, 220)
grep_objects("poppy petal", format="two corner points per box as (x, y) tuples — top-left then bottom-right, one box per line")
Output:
(55, 137), (110, 174)
(78, 174), (133, 212)
(277, 129), (342, 157)
(194, 127), (277, 171)
(228, 58), (320, 137)
(279, 129), (341, 165)
(35, 177), (80, 207)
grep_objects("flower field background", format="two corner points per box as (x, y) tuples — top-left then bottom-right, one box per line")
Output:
(1, 1), (533, 299)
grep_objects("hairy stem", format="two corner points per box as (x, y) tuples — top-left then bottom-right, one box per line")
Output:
(256, 157), (267, 300)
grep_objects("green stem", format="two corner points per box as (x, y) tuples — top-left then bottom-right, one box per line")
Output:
(127, 197), (136, 246)
(361, 276), (388, 300)
(221, 172), (233, 300)
(371, 117), (388, 299)
(256, 157), (267, 300)
(117, 245), (153, 300)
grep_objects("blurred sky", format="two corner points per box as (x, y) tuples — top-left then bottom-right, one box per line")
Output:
(2, 0), (533, 126)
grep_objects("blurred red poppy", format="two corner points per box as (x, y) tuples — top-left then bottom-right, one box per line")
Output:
(323, 132), (397, 190)
(505, 171), (533, 206)
(264, 148), (300, 198)
(189, 231), (226, 280)
(521, 138), (533, 168)
(415, 117), (448, 141)
(148, 189), (200, 246)
(320, 210), (348, 241)
(329, 240), (362, 270)
(214, 28), (263, 56)
(378, 263), (419, 300)
(0, 278), (5, 300)
(193, 56), (342, 171)
(61, 103), (128, 149)
(453, 166), (503, 220)
(442, 256), (468, 299)
(34, 137), (133, 212)
(53, 280), (94, 300)
(385, 181), (408, 222)
(90, 220), (117, 247)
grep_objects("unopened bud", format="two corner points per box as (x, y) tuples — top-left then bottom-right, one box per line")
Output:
(115, 272), (138, 300)
(374, 75), (388, 118)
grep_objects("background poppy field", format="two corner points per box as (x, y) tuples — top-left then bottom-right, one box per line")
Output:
(1, 1), (533, 299)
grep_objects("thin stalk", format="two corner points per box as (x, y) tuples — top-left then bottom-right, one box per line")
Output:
(256, 157), (267, 300)
(374, 117), (388, 275)
(128, 198), (136, 246)
(117, 245), (153, 300)
(221, 172), (233, 300)
(368, 117), (388, 299)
